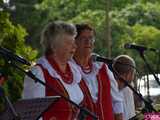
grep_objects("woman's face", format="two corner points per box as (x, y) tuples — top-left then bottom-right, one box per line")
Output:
(75, 29), (95, 56)
(54, 34), (77, 61)
(119, 71), (135, 89)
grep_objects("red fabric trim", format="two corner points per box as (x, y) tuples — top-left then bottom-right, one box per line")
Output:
(79, 80), (96, 120)
(80, 63), (114, 120)
(96, 64), (114, 120)
(37, 64), (77, 120)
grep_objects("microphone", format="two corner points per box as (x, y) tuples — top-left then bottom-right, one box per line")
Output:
(91, 54), (113, 64)
(0, 47), (31, 66)
(124, 43), (159, 53)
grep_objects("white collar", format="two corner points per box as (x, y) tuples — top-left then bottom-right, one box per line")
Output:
(37, 56), (82, 84)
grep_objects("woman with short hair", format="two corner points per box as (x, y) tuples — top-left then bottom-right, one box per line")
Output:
(22, 21), (85, 120)
(71, 23), (123, 120)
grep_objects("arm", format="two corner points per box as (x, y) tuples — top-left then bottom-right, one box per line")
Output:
(106, 65), (124, 120)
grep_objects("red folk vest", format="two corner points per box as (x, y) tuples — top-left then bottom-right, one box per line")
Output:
(38, 64), (78, 120)
(80, 64), (114, 120)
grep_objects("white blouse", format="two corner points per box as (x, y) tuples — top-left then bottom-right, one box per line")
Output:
(70, 59), (124, 114)
(22, 56), (84, 105)
(121, 87), (136, 120)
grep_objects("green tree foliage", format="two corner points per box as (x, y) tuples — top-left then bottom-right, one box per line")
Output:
(110, 2), (160, 74)
(0, 1), (38, 111)
(131, 25), (160, 73)
(112, 0), (137, 10)
(10, 0), (44, 49)
(35, 0), (107, 55)
(113, 2), (160, 28)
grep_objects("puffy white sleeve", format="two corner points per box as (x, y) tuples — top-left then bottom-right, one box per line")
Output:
(22, 66), (46, 99)
(106, 65), (124, 114)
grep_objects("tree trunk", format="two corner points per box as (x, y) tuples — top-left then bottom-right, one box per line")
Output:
(105, 0), (112, 58)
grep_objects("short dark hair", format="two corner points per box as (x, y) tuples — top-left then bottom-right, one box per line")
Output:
(75, 23), (95, 39)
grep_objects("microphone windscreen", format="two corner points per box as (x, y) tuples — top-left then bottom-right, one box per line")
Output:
(124, 43), (131, 49)
(91, 53), (99, 62)
(91, 54), (113, 64)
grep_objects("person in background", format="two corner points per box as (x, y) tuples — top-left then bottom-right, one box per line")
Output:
(71, 23), (124, 120)
(112, 55), (136, 120)
(0, 68), (8, 114)
(22, 21), (88, 120)
(0, 69), (7, 86)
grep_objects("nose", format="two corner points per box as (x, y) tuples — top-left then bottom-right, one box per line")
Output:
(85, 38), (95, 45)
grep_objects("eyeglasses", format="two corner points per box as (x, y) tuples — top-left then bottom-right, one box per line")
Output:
(77, 37), (95, 43)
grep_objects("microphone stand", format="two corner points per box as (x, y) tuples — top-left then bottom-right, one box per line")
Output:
(156, 50), (160, 76)
(138, 51), (160, 86)
(110, 65), (157, 119)
(146, 73), (152, 104)
(0, 86), (21, 120)
(6, 61), (97, 120)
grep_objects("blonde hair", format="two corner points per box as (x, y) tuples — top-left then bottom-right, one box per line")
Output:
(40, 21), (77, 55)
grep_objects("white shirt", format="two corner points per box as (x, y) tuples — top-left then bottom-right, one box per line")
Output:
(23, 56), (83, 104)
(121, 87), (136, 120)
(71, 59), (124, 114)
(109, 68), (124, 114)
(22, 57), (84, 120)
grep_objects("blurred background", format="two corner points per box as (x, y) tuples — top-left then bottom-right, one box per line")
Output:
(0, 0), (160, 118)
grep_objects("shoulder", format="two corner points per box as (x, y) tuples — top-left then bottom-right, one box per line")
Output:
(69, 58), (82, 71)
(69, 60), (80, 71)
(121, 87), (133, 95)
(68, 60), (82, 83)
(92, 61), (105, 71)
(31, 65), (44, 76)
(94, 62), (112, 75)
